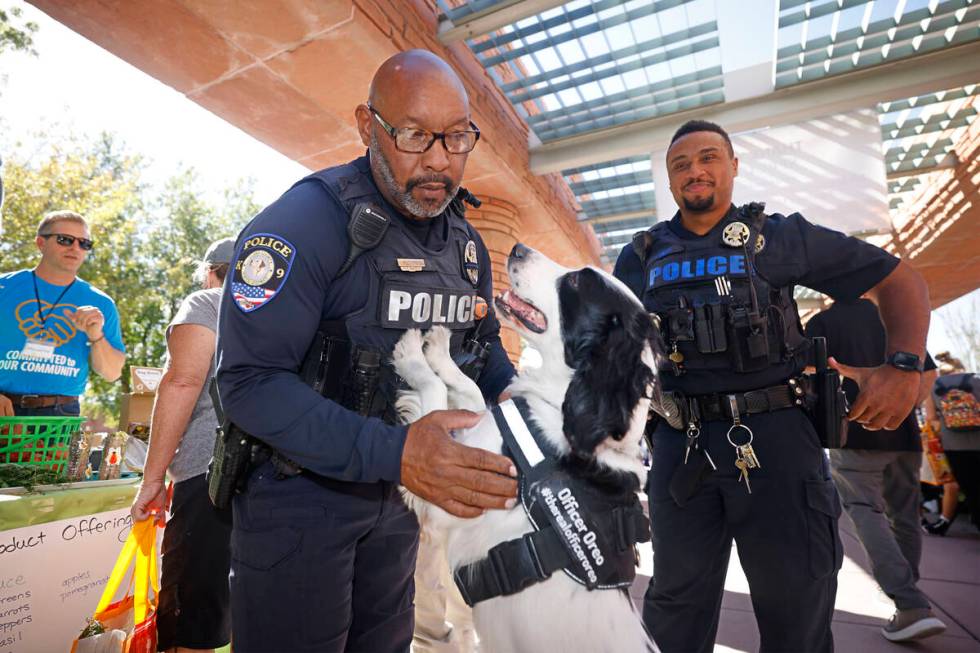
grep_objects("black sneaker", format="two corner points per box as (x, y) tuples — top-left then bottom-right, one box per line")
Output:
(923, 516), (951, 536)
(881, 608), (947, 642)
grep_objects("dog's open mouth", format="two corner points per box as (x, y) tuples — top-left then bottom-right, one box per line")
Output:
(495, 290), (547, 334)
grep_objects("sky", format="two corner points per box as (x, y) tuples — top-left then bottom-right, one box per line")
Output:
(0, 2), (307, 208)
(1, 1), (976, 363)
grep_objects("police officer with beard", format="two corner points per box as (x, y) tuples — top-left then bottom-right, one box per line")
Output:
(216, 50), (518, 653)
(614, 120), (930, 652)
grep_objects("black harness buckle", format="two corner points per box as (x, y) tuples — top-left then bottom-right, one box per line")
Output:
(455, 532), (550, 607)
(491, 533), (548, 595)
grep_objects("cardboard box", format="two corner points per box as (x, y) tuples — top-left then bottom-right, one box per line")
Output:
(119, 393), (154, 436)
(130, 366), (164, 395)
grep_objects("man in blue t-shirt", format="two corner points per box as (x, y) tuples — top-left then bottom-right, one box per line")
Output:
(0, 210), (126, 416)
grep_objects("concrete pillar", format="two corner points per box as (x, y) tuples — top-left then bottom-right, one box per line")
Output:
(466, 195), (521, 364)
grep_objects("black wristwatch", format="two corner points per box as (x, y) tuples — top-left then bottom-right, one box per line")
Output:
(886, 351), (923, 372)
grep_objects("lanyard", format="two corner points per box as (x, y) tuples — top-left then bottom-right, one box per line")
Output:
(32, 271), (75, 334)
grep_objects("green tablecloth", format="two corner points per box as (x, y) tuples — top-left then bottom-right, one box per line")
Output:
(0, 478), (139, 531)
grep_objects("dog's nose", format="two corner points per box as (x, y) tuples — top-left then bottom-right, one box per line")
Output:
(510, 243), (530, 259)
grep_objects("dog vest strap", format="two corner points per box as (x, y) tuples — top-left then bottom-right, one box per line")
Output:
(454, 529), (568, 606)
(492, 397), (560, 481)
(453, 502), (650, 606)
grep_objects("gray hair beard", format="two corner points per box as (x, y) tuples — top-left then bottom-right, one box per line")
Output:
(369, 131), (457, 219)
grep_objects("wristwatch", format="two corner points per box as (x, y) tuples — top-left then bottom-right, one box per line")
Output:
(886, 351), (923, 372)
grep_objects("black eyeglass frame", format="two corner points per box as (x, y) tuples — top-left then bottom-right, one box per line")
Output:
(41, 233), (95, 251)
(368, 105), (481, 154)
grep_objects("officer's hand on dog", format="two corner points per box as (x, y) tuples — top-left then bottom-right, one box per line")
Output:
(402, 409), (518, 519)
(0, 394), (13, 417)
(829, 357), (919, 431)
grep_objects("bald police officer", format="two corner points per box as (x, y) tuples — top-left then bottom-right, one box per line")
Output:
(614, 120), (930, 652)
(216, 50), (518, 653)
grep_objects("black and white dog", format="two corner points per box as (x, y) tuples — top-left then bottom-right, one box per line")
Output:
(392, 243), (661, 653)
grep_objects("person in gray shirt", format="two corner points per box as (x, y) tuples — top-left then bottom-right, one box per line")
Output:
(131, 237), (235, 653)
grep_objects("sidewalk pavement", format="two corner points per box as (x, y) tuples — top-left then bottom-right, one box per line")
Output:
(631, 512), (980, 652)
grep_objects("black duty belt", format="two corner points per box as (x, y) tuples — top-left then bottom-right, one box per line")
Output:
(691, 379), (806, 422)
(4, 393), (78, 409)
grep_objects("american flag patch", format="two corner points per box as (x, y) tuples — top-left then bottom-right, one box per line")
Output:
(232, 282), (276, 312)
(230, 232), (296, 313)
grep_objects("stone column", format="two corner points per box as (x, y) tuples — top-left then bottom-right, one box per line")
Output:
(465, 195), (522, 364)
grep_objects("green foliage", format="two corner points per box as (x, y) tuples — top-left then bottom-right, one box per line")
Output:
(1, 131), (258, 421)
(0, 5), (38, 56)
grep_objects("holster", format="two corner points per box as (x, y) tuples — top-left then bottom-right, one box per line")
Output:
(807, 337), (849, 449)
(207, 421), (256, 509)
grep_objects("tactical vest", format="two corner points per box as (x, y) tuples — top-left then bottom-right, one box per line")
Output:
(293, 158), (486, 421)
(634, 204), (806, 379)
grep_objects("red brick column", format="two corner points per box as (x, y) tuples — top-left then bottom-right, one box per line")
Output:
(466, 195), (521, 364)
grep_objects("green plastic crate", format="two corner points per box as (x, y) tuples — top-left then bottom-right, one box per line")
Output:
(0, 416), (85, 473)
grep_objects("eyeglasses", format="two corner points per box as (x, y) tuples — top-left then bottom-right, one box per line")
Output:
(41, 233), (94, 251)
(368, 105), (480, 154)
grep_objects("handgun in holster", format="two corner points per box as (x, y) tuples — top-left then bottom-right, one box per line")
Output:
(809, 336), (849, 449)
(207, 420), (255, 509)
(206, 379), (257, 509)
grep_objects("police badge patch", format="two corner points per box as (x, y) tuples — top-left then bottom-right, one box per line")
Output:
(231, 233), (296, 313)
(461, 240), (479, 286)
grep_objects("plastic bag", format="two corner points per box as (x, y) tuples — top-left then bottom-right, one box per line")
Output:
(122, 436), (148, 474)
(920, 421), (955, 486)
(70, 519), (159, 653)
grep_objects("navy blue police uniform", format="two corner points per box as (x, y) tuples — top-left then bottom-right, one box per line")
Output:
(614, 204), (899, 653)
(216, 154), (515, 653)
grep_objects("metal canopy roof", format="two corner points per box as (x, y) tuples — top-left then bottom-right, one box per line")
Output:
(439, 0), (980, 262)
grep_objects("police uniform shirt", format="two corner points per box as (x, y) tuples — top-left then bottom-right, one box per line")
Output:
(805, 299), (936, 451)
(216, 163), (515, 484)
(614, 206), (900, 394)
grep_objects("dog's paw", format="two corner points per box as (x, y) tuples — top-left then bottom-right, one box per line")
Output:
(423, 325), (453, 362)
(392, 329), (425, 368)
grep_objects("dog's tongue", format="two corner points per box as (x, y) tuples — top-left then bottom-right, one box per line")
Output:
(496, 290), (547, 333)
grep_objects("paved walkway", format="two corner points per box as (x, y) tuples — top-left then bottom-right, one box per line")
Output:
(631, 511), (980, 652)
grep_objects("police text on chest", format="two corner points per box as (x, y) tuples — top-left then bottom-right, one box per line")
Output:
(384, 287), (477, 328)
(648, 254), (746, 287)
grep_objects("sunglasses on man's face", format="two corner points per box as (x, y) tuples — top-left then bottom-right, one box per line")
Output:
(42, 233), (94, 251)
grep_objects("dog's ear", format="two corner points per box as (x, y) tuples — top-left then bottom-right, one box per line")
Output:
(562, 310), (656, 457)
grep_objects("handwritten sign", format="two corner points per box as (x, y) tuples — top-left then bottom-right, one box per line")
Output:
(0, 508), (137, 653)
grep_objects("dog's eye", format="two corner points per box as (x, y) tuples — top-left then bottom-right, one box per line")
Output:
(566, 272), (579, 289)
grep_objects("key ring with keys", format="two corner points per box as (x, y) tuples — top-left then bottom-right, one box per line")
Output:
(726, 423), (754, 447)
(724, 395), (755, 447)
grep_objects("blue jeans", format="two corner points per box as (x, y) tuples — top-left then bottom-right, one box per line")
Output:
(15, 401), (81, 417)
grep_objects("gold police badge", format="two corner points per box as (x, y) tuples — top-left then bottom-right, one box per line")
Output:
(721, 221), (751, 247)
(463, 240), (479, 285)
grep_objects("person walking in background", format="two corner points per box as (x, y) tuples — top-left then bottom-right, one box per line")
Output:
(806, 297), (946, 643)
(925, 353), (980, 535)
(130, 238), (235, 653)
(0, 210), (125, 416)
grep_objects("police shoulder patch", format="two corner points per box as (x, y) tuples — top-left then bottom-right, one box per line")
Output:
(230, 233), (296, 313)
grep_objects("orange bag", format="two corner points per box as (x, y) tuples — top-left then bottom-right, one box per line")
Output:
(70, 519), (160, 653)
(920, 421), (955, 486)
